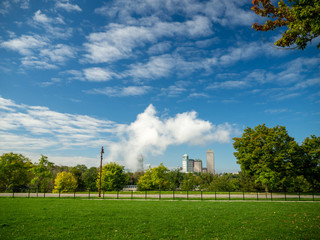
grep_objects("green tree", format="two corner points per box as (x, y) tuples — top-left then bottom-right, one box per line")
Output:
(180, 173), (198, 191)
(70, 164), (87, 191)
(252, 0), (320, 49)
(208, 174), (239, 192)
(137, 170), (153, 190)
(166, 169), (184, 190)
(83, 167), (98, 191)
(301, 135), (320, 191)
(137, 164), (169, 190)
(31, 155), (54, 190)
(97, 162), (127, 191)
(233, 124), (299, 191)
(197, 173), (214, 191)
(53, 171), (78, 193)
(125, 171), (144, 185)
(0, 153), (33, 190)
(238, 171), (263, 191)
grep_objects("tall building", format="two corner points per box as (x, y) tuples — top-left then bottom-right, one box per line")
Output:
(193, 159), (202, 173)
(206, 149), (214, 174)
(137, 154), (144, 172)
(182, 154), (194, 173)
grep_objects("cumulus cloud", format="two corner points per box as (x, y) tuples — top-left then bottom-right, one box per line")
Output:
(106, 104), (235, 170)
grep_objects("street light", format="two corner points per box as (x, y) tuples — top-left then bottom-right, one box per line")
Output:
(99, 146), (104, 197)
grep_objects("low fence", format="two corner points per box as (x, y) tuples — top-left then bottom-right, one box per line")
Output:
(1, 188), (320, 201)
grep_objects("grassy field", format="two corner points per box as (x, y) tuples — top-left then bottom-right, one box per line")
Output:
(0, 198), (319, 239)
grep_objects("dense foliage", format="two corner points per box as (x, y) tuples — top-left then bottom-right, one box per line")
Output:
(251, 0), (320, 49)
(53, 171), (78, 193)
(0, 153), (33, 190)
(233, 124), (319, 191)
(97, 162), (127, 191)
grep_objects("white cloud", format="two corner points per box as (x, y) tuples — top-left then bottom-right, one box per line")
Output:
(83, 67), (116, 82)
(107, 104), (236, 170)
(292, 77), (320, 90)
(148, 41), (172, 55)
(1, 34), (48, 55)
(0, 0), (29, 15)
(264, 109), (289, 114)
(40, 44), (76, 64)
(207, 80), (248, 90)
(21, 56), (58, 69)
(84, 24), (156, 63)
(95, 0), (256, 27)
(55, 1), (82, 12)
(0, 97), (114, 150)
(83, 15), (212, 64)
(86, 86), (152, 97)
(125, 54), (174, 80)
(33, 10), (52, 24)
(160, 81), (191, 97)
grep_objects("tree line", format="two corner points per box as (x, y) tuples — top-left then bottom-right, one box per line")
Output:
(0, 124), (319, 193)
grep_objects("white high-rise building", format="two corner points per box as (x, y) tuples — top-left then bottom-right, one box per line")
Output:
(182, 154), (194, 173)
(206, 149), (214, 174)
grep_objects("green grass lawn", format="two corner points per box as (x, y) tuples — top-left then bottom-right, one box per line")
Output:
(0, 198), (319, 240)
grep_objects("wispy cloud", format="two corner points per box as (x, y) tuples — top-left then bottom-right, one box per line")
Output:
(125, 55), (174, 80)
(264, 109), (290, 114)
(83, 67), (116, 82)
(95, 0), (256, 27)
(86, 86), (152, 97)
(1, 34), (48, 55)
(0, 97), (114, 149)
(207, 80), (248, 90)
(160, 81), (191, 97)
(83, 15), (212, 64)
(55, 1), (82, 12)
(0, 0), (29, 15)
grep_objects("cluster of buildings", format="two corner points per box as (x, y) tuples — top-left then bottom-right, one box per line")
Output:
(182, 149), (214, 174)
(134, 149), (215, 174)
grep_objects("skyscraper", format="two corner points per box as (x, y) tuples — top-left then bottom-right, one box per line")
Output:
(193, 159), (202, 173)
(206, 149), (214, 174)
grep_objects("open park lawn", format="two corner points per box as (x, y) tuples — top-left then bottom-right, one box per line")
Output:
(0, 198), (319, 239)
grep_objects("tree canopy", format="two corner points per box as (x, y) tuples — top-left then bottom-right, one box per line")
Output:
(233, 124), (300, 191)
(31, 155), (54, 190)
(251, 0), (320, 49)
(98, 162), (127, 191)
(137, 164), (169, 190)
(53, 171), (78, 193)
(300, 135), (320, 189)
(234, 124), (319, 191)
(0, 152), (33, 190)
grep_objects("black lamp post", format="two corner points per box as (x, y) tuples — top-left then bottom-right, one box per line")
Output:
(98, 146), (104, 197)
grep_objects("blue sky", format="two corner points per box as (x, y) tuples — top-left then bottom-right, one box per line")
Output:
(0, 0), (319, 172)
